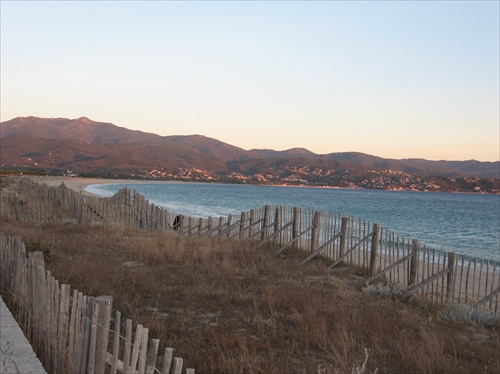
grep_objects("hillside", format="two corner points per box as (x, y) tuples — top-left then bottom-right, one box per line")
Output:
(0, 116), (253, 162)
(0, 135), (228, 174)
(1, 116), (498, 191)
(253, 149), (500, 179)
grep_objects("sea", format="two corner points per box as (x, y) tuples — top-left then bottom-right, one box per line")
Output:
(85, 182), (500, 263)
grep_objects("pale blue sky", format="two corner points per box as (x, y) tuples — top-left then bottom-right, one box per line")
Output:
(1, 1), (499, 161)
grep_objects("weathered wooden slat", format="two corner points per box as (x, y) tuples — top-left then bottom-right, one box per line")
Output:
(368, 224), (380, 275)
(230, 217), (264, 240)
(87, 303), (100, 374)
(129, 324), (144, 373)
(403, 268), (451, 300)
(446, 252), (456, 302)
(75, 294), (87, 373)
(145, 339), (160, 374)
(81, 296), (95, 374)
(107, 352), (124, 373)
(58, 283), (71, 372)
(52, 279), (60, 373)
(123, 319), (133, 374)
(244, 221), (278, 242)
(110, 311), (121, 374)
(213, 219), (242, 239)
(198, 222), (227, 238)
(301, 232), (342, 265)
(338, 217), (348, 260)
(96, 298), (112, 374)
(68, 289), (79, 368)
(366, 250), (414, 284)
(327, 231), (374, 271)
(310, 211), (321, 252)
(171, 357), (183, 374)
(161, 347), (174, 374)
(273, 225), (313, 257)
(457, 256), (465, 304)
(253, 221), (294, 250)
(138, 327), (149, 373)
(476, 286), (500, 307)
(409, 240), (420, 286)
(239, 211), (247, 241)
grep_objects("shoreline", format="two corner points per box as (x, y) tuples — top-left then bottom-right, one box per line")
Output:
(5, 175), (500, 196)
(17, 176), (367, 197)
(15, 176), (173, 197)
(5, 175), (499, 263)
(9, 175), (498, 198)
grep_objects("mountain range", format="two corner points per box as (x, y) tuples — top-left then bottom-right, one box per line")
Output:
(1, 116), (499, 192)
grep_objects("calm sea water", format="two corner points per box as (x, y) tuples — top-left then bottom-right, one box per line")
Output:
(86, 182), (500, 262)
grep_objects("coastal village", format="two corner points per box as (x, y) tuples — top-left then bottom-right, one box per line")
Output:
(130, 165), (498, 193)
(2, 117), (498, 194)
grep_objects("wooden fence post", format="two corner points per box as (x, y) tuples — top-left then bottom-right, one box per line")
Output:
(198, 217), (203, 235)
(248, 209), (255, 237)
(14, 193), (21, 222)
(95, 295), (113, 374)
(146, 338), (160, 374)
(292, 207), (299, 249)
(274, 207), (282, 245)
(57, 283), (71, 372)
(446, 252), (456, 303)
(110, 311), (121, 374)
(161, 347), (174, 374)
(409, 239), (420, 286)
(239, 212), (246, 241)
(123, 319), (133, 374)
(87, 303), (100, 374)
(138, 327), (149, 373)
(338, 217), (348, 261)
(218, 217), (224, 236)
(207, 217), (213, 234)
(80, 296), (95, 373)
(369, 223), (380, 276)
(80, 197), (85, 223)
(225, 215), (232, 239)
(310, 211), (321, 252)
(261, 205), (270, 241)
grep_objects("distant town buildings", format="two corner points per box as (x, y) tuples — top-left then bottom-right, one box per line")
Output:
(126, 166), (498, 193)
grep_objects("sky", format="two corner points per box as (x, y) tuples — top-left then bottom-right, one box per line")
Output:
(1, 1), (499, 162)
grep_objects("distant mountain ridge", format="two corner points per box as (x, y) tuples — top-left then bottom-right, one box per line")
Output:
(250, 149), (499, 179)
(1, 116), (499, 181)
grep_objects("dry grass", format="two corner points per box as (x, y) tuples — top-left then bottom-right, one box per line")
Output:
(1, 180), (499, 373)
(2, 220), (499, 373)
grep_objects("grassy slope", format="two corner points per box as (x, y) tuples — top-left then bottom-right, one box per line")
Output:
(1, 181), (499, 373)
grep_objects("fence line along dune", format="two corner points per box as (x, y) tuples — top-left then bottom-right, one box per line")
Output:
(2, 176), (498, 314)
(1, 176), (499, 373)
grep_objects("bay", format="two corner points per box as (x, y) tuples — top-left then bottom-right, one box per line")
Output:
(86, 182), (500, 262)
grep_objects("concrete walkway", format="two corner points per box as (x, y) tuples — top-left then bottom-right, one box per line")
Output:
(0, 295), (47, 374)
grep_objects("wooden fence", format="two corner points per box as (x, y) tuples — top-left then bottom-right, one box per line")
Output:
(0, 234), (195, 374)
(2, 177), (499, 315)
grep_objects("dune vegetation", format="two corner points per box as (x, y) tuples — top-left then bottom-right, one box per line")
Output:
(1, 178), (499, 373)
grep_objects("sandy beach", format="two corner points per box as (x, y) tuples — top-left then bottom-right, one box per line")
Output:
(16, 175), (167, 196)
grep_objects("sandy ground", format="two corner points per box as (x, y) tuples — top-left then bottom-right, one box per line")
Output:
(16, 176), (168, 196)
